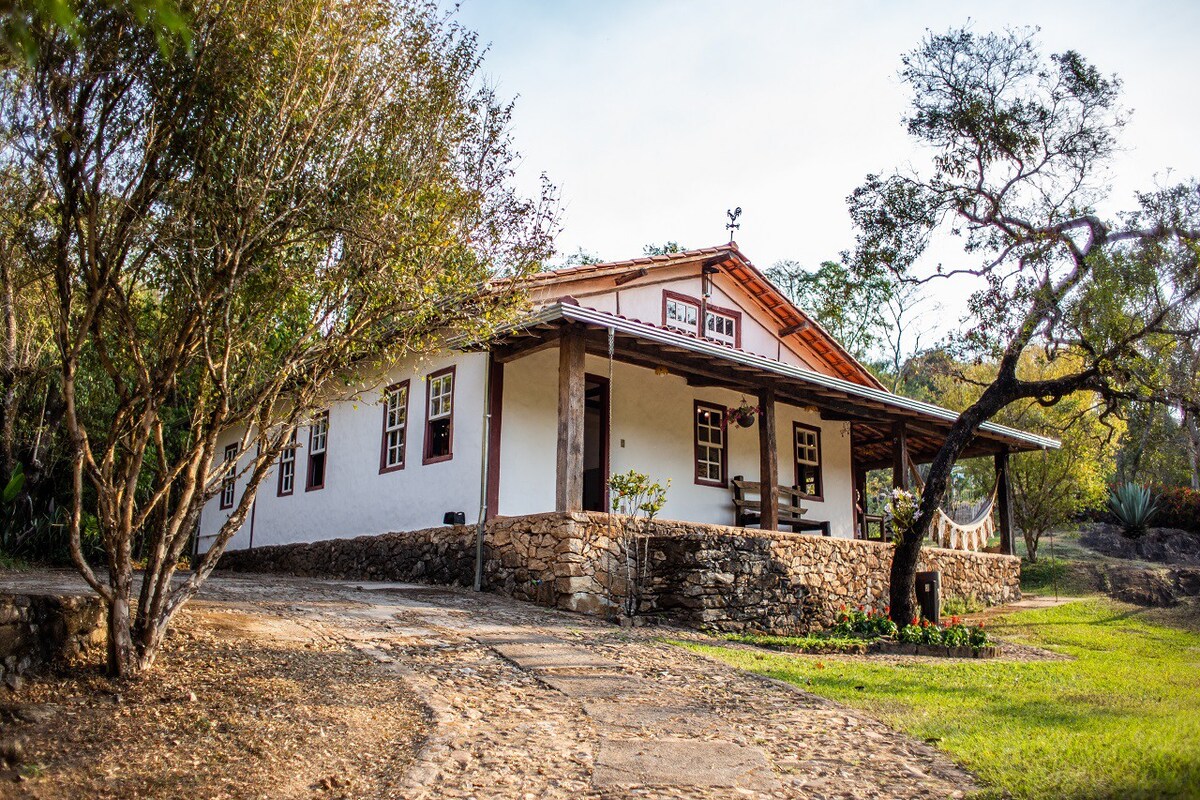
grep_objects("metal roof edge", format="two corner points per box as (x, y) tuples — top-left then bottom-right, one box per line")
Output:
(488, 303), (1062, 451)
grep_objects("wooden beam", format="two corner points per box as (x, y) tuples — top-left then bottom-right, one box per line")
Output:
(556, 328), (586, 512)
(492, 331), (563, 363)
(485, 356), (504, 520)
(995, 451), (1015, 556)
(853, 460), (867, 539)
(614, 267), (649, 286)
(758, 386), (779, 531)
(778, 321), (810, 337)
(892, 422), (909, 490)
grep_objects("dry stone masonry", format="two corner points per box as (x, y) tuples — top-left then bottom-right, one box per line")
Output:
(220, 512), (1019, 633)
(0, 592), (105, 684)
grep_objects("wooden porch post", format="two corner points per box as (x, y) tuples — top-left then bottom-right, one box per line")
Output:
(853, 461), (867, 539)
(891, 421), (909, 491)
(995, 450), (1015, 556)
(758, 386), (779, 531)
(556, 328), (586, 512)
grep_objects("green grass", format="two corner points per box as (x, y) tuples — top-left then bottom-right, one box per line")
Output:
(0, 550), (28, 570)
(720, 631), (872, 653)
(683, 599), (1200, 799)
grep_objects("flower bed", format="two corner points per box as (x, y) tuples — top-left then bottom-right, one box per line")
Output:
(724, 605), (999, 659)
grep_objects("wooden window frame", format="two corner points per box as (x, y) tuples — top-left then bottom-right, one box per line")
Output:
(793, 421), (824, 501)
(277, 429), (297, 497)
(662, 290), (702, 335)
(379, 380), (410, 474)
(662, 289), (741, 348)
(219, 443), (238, 509)
(423, 366), (456, 465)
(306, 411), (329, 492)
(702, 302), (742, 348)
(693, 400), (728, 488)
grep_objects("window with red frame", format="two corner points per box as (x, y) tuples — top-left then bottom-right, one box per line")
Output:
(380, 382), (409, 472)
(694, 401), (727, 486)
(423, 368), (454, 463)
(793, 422), (823, 500)
(306, 411), (329, 491)
(219, 443), (238, 509)
(277, 429), (297, 496)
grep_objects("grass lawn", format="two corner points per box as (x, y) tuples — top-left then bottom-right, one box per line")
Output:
(683, 599), (1200, 800)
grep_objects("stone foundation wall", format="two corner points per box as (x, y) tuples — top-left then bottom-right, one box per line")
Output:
(0, 593), (106, 684)
(219, 512), (1020, 633)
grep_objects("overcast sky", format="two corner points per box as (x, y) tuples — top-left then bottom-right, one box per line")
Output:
(453, 1), (1200, 333)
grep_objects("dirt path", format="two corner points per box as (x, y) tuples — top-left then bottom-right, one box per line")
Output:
(2, 571), (977, 799)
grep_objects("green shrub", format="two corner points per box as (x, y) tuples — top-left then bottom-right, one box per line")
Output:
(920, 622), (943, 645)
(899, 623), (923, 644)
(831, 605), (899, 638)
(942, 594), (985, 616)
(1108, 482), (1159, 538)
(942, 620), (970, 647)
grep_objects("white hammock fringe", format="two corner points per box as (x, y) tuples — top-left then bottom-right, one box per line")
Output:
(906, 457), (997, 553)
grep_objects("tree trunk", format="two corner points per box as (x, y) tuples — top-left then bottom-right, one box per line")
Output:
(889, 384), (1010, 624)
(106, 589), (138, 677)
(1023, 528), (1040, 562)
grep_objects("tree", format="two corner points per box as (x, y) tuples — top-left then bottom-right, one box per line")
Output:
(848, 27), (1200, 624)
(643, 241), (686, 256)
(2, 0), (555, 676)
(767, 260), (891, 361)
(937, 351), (1121, 561)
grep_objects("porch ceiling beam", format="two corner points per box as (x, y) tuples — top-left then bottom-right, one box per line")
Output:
(492, 330), (563, 363)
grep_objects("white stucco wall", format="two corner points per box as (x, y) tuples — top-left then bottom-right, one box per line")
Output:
(497, 347), (856, 537)
(198, 350), (490, 551)
(559, 272), (826, 372)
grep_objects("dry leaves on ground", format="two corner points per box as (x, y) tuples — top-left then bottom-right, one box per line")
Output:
(0, 603), (428, 800)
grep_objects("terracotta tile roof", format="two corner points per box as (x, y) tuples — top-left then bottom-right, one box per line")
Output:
(517, 244), (735, 285)
(519, 243), (884, 390)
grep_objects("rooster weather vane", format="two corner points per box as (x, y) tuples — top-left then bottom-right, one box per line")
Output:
(725, 207), (742, 242)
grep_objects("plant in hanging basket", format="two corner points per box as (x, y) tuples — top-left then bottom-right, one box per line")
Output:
(725, 399), (762, 428)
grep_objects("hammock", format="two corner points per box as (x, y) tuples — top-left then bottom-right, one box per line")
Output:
(906, 459), (998, 552)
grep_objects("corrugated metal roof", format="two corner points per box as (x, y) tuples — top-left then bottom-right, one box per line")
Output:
(491, 302), (1061, 452)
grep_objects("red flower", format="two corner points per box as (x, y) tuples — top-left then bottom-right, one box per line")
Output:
(911, 618), (919, 626)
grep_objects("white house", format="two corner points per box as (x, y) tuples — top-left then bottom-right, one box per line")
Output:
(199, 244), (1057, 555)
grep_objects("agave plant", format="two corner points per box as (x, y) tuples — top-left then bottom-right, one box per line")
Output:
(1108, 482), (1159, 539)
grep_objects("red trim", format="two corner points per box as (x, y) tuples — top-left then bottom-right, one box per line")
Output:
(423, 365), (456, 465)
(219, 443), (237, 509)
(702, 301), (742, 349)
(378, 380), (410, 474)
(792, 420), (824, 501)
(485, 357), (504, 519)
(305, 411), (328, 492)
(277, 429), (297, 497)
(584, 373), (611, 512)
(662, 289), (703, 335)
(693, 400), (728, 488)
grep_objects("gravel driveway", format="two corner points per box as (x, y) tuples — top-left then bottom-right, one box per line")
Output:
(2, 571), (976, 799)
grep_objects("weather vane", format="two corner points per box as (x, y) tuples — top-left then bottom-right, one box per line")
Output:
(725, 207), (742, 242)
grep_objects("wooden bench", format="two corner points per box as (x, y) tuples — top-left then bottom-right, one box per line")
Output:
(732, 475), (830, 536)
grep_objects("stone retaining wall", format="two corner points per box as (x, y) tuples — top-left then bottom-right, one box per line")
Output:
(0, 593), (106, 684)
(219, 512), (1020, 633)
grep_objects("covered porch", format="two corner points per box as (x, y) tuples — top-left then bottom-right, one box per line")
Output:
(481, 302), (1057, 554)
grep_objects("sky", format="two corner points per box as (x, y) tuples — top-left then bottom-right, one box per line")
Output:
(452, 1), (1200, 336)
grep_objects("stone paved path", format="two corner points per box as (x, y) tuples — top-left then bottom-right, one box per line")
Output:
(3, 571), (976, 798)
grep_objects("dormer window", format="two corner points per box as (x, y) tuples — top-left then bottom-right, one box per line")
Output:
(663, 290), (740, 347)
(663, 291), (699, 334)
(704, 307), (739, 347)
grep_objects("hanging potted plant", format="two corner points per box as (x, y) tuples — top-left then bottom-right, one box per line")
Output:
(725, 397), (761, 428)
